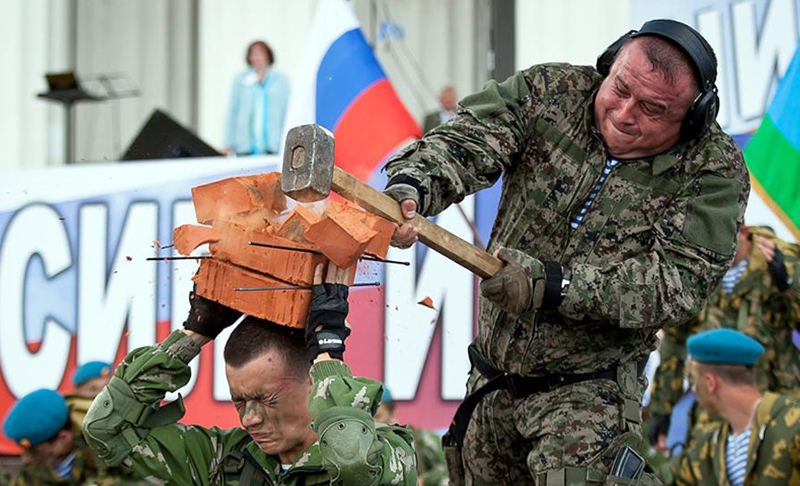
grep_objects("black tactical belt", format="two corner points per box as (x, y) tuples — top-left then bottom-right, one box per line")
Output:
(468, 344), (623, 397)
(443, 344), (623, 449)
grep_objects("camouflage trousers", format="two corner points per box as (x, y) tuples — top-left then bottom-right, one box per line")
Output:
(461, 367), (662, 486)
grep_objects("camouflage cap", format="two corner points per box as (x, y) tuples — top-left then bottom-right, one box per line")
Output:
(2, 389), (69, 447)
(688, 328), (765, 366)
(73, 361), (112, 386)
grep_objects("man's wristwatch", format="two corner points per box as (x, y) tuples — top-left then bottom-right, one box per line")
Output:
(541, 262), (571, 309)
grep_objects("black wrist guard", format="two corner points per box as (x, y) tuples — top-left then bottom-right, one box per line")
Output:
(306, 283), (350, 360)
(183, 291), (242, 339)
(386, 175), (428, 214)
(540, 262), (565, 309)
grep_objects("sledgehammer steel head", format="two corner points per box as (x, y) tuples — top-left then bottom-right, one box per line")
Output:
(282, 124), (335, 202)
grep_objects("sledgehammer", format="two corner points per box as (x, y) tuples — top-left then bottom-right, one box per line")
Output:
(281, 124), (503, 278)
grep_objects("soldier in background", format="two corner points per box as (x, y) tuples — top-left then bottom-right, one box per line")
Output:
(675, 328), (799, 486)
(82, 263), (418, 485)
(422, 86), (457, 133)
(384, 19), (749, 486)
(375, 387), (448, 486)
(2, 389), (146, 486)
(649, 225), (799, 452)
(64, 361), (113, 434)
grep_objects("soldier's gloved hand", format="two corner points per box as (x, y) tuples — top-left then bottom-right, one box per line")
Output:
(648, 413), (671, 447)
(480, 248), (540, 315)
(383, 182), (420, 212)
(306, 264), (351, 361)
(384, 176), (426, 249)
(183, 289), (243, 339)
(480, 248), (567, 315)
(384, 175), (429, 214)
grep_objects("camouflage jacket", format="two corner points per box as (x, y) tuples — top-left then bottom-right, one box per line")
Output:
(651, 234), (800, 417)
(412, 429), (447, 486)
(675, 392), (800, 486)
(384, 63), (749, 376)
(82, 330), (417, 486)
(8, 437), (146, 486)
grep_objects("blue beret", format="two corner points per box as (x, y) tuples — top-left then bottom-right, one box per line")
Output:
(687, 329), (765, 366)
(381, 386), (394, 404)
(73, 361), (112, 386)
(3, 389), (69, 447)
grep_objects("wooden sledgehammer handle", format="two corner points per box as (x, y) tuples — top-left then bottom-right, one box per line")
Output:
(332, 167), (503, 278)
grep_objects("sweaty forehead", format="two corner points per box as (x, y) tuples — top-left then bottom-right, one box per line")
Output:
(227, 351), (295, 395)
(613, 46), (695, 105)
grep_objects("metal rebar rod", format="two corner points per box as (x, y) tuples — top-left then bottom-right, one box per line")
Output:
(248, 241), (320, 254)
(235, 282), (381, 292)
(248, 241), (409, 266)
(359, 254), (410, 266)
(146, 256), (210, 261)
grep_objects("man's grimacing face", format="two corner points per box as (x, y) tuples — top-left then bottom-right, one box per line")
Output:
(594, 39), (698, 159)
(226, 350), (314, 458)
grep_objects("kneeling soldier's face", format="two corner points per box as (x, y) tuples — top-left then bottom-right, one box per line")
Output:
(227, 349), (315, 459)
(26, 430), (75, 467)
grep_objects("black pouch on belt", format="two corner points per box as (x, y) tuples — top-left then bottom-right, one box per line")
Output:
(442, 439), (467, 486)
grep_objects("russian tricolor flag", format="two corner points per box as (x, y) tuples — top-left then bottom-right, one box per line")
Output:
(285, 0), (421, 181)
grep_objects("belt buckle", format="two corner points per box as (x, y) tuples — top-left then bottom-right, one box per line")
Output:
(503, 373), (523, 399)
(545, 373), (566, 391)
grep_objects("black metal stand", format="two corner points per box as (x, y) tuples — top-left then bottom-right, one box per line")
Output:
(38, 73), (140, 165)
(37, 89), (102, 164)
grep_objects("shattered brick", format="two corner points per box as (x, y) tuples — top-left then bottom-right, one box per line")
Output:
(172, 224), (220, 256)
(270, 205), (322, 243)
(211, 215), (325, 286)
(193, 259), (311, 328)
(304, 208), (377, 268)
(361, 214), (395, 259)
(192, 173), (287, 224)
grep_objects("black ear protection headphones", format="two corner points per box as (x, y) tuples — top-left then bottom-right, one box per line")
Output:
(596, 19), (719, 140)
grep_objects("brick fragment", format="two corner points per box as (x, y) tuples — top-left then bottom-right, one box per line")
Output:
(192, 173), (286, 224)
(305, 208), (377, 268)
(211, 215), (325, 286)
(193, 259), (311, 328)
(417, 296), (436, 310)
(361, 215), (395, 258)
(270, 205), (322, 243)
(324, 203), (395, 259)
(172, 224), (220, 256)
(252, 172), (287, 215)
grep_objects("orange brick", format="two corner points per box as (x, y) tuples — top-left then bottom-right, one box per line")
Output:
(270, 205), (322, 243)
(305, 209), (377, 268)
(172, 224), (220, 256)
(192, 173), (287, 224)
(325, 203), (395, 259)
(211, 216), (325, 286)
(363, 217), (395, 258)
(252, 172), (287, 215)
(193, 259), (311, 328)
